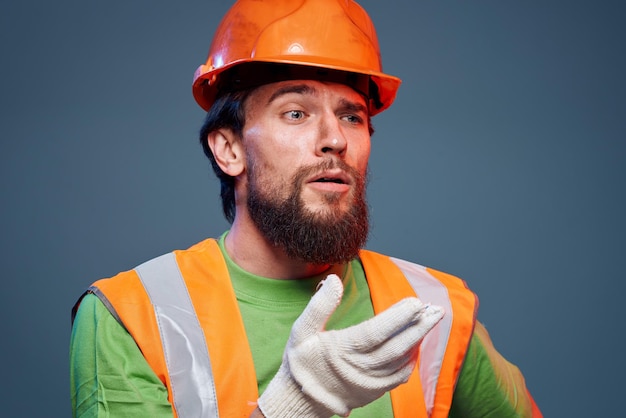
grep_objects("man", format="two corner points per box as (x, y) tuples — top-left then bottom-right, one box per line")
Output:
(70, 1), (542, 417)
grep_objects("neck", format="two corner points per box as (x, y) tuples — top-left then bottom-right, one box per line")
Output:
(225, 214), (333, 279)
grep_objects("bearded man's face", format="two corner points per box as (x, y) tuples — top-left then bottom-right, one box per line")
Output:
(239, 80), (372, 265)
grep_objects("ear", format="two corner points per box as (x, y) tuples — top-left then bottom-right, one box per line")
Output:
(206, 128), (245, 177)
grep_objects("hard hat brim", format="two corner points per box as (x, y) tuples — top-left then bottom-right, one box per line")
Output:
(193, 57), (401, 116)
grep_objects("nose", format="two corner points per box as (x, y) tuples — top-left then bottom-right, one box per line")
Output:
(316, 114), (347, 157)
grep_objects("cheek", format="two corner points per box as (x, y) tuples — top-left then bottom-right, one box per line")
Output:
(351, 136), (371, 173)
(245, 140), (301, 188)
(244, 120), (308, 159)
(243, 126), (277, 172)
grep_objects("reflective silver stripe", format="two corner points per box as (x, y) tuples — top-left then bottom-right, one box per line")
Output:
(389, 257), (453, 418)
(135, 252), (219, 418)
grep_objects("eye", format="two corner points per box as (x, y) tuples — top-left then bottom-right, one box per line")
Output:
(341, 114), (364, 125)
(284, 110), (305, 120)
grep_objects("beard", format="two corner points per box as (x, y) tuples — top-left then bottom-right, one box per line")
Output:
(246, 158), (369, 265)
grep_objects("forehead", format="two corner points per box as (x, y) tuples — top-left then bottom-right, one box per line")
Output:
(248, 79), (368, 108)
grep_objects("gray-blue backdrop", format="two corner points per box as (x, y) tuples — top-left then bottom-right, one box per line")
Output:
(1, 1), (624, 416)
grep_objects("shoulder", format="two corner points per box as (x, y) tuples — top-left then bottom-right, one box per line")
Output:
(72, 238), (220, 321)
(72, 292), (108, 323)
(92, 237), (220, 290)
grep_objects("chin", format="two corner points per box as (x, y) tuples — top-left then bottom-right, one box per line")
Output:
(306, 203), (351, 220)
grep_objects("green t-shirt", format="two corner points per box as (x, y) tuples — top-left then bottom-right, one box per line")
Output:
(70, 235), (532, 417)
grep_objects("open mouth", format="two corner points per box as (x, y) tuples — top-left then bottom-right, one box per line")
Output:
(307, 171), (352, 194)
(314, 177), (346, 184)
(309, 170), (351, 185)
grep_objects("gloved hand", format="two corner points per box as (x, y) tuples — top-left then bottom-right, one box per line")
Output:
(257, 274), (444, 418)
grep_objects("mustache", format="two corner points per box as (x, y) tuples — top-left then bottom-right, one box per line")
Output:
(292, 158), (366, 186)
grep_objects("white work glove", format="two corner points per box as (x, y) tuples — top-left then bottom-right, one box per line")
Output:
(257, 274), (444, 418)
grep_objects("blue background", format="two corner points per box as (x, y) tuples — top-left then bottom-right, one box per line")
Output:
(1, 1), (624, 416)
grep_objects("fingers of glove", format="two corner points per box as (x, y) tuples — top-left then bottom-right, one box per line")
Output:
(364, 304), (445, 374)
(337, 325), (421, 372)
(339, 297), (430, 350)
(332, 302), (445, 370)
(414, 303), (445, 337)
(370, 303), (445, 364)
(290, 274), (344, 343)
(381, 302), (445, 353)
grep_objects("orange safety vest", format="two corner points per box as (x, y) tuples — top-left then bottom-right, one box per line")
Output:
(80, 238), (478, 418)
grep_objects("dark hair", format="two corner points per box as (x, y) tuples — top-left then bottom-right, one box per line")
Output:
(199, 89), (253, 223)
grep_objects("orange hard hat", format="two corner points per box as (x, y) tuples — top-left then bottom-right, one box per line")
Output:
(192, 0), (401, 115)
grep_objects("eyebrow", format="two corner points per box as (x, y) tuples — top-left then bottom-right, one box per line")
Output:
(267, 83), (368, 115)
(338, 98), (368, 115)
(267, 84), (317, 104)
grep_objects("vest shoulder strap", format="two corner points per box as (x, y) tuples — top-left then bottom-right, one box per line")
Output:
(135, 252), (219, 418)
